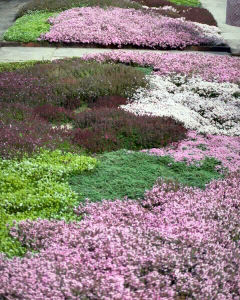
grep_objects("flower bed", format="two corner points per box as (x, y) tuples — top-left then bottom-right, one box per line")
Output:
(133, 0), (216, 26)
(83, 51), (240, 83)
(1, 174), (240, 299)
(120, 75), (240, 136)
(4, 5), (221, 48)
(39, 7), (224, 48)
(0, 52), (240, 299)
(143, 130), (240, 172)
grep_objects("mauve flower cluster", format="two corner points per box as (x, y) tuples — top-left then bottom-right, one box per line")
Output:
(0, 71), (57, 106)
(82, 51), (240, 83)
(120, 75), (240, 136)
(0, 174), (240, 299)
(40, 7), (224, 48)
(143, 130), (240, 172)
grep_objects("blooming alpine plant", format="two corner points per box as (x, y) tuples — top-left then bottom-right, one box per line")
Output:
(120, 74), (240, 136)
(39, 7), (224, 48)
(0, 174), (240, 299)
(83, 52), (240, 136)
(143, 130), (240, 173)
(82, 51), (240, 84)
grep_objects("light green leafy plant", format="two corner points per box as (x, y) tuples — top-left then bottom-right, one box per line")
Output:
(0, 149), (98, 257)
(4, 11), (56, 42)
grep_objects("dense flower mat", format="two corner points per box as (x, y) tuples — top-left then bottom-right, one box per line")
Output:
(39, 7), (223, 48)
(0, 52), (240, 299)
(84, 51), (240, 135)
(5, 0), (219, 47)
(1, 175), (240, 299)
(83, 51), (240, 83)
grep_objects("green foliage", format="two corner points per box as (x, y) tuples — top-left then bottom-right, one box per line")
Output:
(0, 60), (51, 73)
(0, 149), (97, 257)
(4, 12), (56, 42)
(134, 66), (153, 75)
(16, 0), (142, 18)
(69, 150), (224, 203)
(168, 0), (201, 6)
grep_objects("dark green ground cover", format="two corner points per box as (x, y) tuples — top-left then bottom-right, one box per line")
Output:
(69, 150), (224, 202)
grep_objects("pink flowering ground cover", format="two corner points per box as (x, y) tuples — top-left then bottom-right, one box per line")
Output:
(39, 7), (224, 48)
(83, 50), (240, 83)
(1, 52), (240, 299)
(143, 130), (240, 173)
(1, 174), (240, 299)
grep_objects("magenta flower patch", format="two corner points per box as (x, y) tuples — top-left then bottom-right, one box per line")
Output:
(83, 50), (240, 83)
(143, 130), (240, 172)
(1, 174), (240, 299)
(40, 7), (224, 48)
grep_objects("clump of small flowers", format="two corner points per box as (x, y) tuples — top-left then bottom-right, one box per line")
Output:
(120, 74), (240, 136)
(83, 51), (240, 84)
(0, 174), (240, 299)
(40, 7), (224, 48)
(143, 130), (240, 172)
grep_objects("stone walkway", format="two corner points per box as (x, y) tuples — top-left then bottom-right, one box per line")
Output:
(200, 0), (240, 54)
(0, 47), (232, 62)
(0, 0), (32, 41)
(0, 0), (239, 62)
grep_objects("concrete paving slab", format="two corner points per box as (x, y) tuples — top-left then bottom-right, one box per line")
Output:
(53, 48), (113, 60)
(0, 47), (231, 62)
(0, 47), (57, 61)
(200, 0), (240, 54)
(0, 0), (32, 40)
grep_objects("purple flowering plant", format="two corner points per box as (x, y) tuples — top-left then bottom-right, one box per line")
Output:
(0, 51), (240, 299)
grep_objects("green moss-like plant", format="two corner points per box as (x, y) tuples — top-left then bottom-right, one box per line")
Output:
(69, 150), (225, 203)
(4, 11), (56, 42)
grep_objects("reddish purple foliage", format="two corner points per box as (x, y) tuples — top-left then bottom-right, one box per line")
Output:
(88, 95), (129, 109)
(135, 0), (217, 26)
(0, 102), (75, 158)
(0, 102), (35, 124)
(33, 104), (75, 123)
(0, 120), (71, 159)
(0, 71), (59, 106)
(72, 108), (187, 152)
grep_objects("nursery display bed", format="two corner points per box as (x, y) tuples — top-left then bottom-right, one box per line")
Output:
(2, 0), (227, 50)
(0, 51), (240, 299)
(1, 0), (240, 298)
